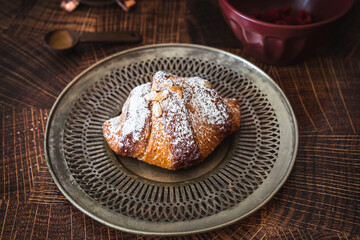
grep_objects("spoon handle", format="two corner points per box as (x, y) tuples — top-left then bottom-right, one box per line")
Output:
(79, 31), (142, 43)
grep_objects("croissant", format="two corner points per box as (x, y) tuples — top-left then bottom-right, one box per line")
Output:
(103, 71), (241, 170)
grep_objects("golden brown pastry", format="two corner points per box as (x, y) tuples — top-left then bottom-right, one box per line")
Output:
(103, 71), (241, 170)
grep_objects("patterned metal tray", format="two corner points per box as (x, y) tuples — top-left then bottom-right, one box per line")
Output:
(44, 44), (298, 235)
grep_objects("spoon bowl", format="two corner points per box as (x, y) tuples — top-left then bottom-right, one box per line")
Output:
(45, 29), (79, 52)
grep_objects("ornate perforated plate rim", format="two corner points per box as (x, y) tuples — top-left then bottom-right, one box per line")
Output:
(44, 44), (298, 236)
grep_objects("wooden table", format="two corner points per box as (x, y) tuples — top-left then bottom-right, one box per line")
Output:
(1, 0), (359, 239)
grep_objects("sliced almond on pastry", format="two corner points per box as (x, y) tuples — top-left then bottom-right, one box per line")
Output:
(169, 86), (183, 98)
(153, 102), (162, 117)
(204, 80), (212, 88)
(160, 81), (173, 88)
(144, 91), (157, 101)
(154, 90), (169, 101)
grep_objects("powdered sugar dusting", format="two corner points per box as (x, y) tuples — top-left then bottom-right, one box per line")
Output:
(159, 90), (202, 167)
(121, 83), (151, 141)
(104, 115), (122, 139)
(155, 72), (230, 127)
(186, 77), (230, 126)
(152, 71), (232, 143)
(105, 82), (151, 148)
(152, 72), (204, 165)
(165, 95), (196, 148)
(153, 71), (171, 83)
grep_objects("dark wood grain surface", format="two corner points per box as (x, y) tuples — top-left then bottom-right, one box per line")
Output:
(1, 0), (359, 239)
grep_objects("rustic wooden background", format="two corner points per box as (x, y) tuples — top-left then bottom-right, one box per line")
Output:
(0, 0), (359, 239)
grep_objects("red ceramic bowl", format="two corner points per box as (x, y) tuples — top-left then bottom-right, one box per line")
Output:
(218, 0), (354, 64)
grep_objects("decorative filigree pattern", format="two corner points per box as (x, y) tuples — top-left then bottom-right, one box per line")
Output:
(63, 57), (280, 222)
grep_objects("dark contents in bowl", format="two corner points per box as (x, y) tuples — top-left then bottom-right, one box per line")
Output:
(253, 6), (313, 25)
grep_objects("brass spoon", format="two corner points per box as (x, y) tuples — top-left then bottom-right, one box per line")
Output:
(45, 29), (142, 52)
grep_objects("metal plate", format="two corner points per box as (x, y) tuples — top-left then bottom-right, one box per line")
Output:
(44, 44), (298, 235)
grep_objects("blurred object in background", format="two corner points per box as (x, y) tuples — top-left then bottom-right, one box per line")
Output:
(60, 0), (80, 12)
(116, 0), (136, 11)
(218, 0), (354, 64)
(60, 0), (136, 12)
